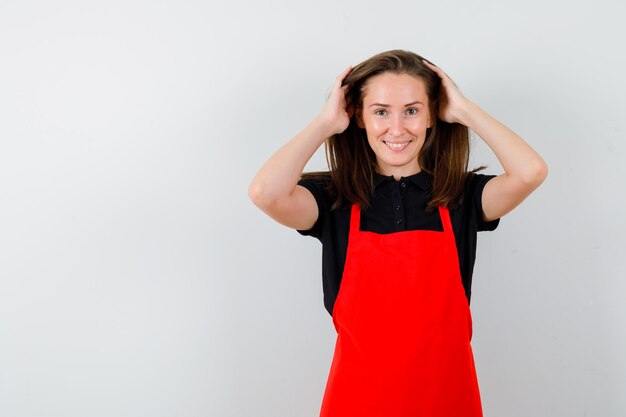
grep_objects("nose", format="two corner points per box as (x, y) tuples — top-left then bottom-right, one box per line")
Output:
(388, 114), (405, 137)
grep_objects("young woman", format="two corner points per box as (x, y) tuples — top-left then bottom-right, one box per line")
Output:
(248, 50), (547, 417)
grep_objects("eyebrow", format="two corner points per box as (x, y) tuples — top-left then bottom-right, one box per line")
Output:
(368, 101), (424, 108)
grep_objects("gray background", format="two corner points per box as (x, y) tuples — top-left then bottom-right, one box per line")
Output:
(1, 0), (625, 416)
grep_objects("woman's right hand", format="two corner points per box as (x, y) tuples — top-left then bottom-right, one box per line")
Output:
(249, 66), (354, 231)
(318, 66), (353, 136)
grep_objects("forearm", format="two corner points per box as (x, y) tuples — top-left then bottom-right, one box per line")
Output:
(248, 115), (333, 207)
(458, 100), (547, 184)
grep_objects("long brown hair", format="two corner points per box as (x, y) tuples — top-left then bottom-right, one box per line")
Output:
(301, 49), (483, 211)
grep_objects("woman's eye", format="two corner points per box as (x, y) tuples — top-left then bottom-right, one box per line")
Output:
(407, 108), (418, 115)
(375, 109), (386, 116)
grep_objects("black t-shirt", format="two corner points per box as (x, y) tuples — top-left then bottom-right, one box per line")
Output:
(296, 170), (500, 317)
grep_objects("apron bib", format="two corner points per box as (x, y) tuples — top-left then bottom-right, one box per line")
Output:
(319, 203), (483, 417)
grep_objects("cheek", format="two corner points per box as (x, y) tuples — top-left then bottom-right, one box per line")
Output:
(409, 116), (431, 131)
(364, 117), (386, 133)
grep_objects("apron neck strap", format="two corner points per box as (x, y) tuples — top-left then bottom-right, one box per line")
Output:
(349, 203), (361, 238)
(437, 205), (453, 234)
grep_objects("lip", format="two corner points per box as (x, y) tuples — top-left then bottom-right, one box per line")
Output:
(382, 139), (412, 152)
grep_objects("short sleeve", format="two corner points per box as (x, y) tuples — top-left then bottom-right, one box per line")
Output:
(295, 177), (329, 241)
(469, 173), (500, 232)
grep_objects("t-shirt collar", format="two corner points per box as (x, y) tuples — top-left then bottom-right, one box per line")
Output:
(374, 169), (431, 190)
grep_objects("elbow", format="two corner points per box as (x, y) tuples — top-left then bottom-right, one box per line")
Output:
(522, 159), (548, 188)
(538, 160), (549, 183)
(534, 158), (549, 185)
(248, 180), (278, 211)
(248, 180), (265, 208)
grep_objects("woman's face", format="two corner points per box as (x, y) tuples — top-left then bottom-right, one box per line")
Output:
(357, 72), (433, 179)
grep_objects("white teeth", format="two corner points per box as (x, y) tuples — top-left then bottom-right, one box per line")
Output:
(384, 141), (410, 150)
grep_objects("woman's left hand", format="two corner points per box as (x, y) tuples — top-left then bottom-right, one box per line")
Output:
(421, 60), (548, 223)
(422, 59), (471, 125)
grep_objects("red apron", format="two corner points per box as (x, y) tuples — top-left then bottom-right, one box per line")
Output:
(319, 203), (483, 417)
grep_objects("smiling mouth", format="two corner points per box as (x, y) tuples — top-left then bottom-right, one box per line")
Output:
(383, 140), (412, 151)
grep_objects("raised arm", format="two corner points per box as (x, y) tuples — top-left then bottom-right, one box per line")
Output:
(422, 60), (548, 222)
(247, 66), (353, 230)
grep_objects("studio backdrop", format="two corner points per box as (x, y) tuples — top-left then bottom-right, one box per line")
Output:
(0, 1), (624, 416)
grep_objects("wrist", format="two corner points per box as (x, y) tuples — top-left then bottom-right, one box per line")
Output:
(456, 99), (484, 128)
(311, 114), (340, 139)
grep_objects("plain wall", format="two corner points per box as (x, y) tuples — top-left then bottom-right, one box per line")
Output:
(1, 0), (625, 416)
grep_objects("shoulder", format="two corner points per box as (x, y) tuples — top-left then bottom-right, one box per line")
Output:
(459, 172), (500, 232)
(296, 172), (335, 239)
(465, 172), (496, 196)
(298, 171), (333, 188)
(297, 172), (335, 208)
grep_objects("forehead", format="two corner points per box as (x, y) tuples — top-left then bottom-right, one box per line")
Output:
(362, 72), (428, 104)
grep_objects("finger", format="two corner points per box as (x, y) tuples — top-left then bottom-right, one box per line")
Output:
(423, 59), (444, 75)
(425, 61), (456, 84)
(338, 65), (352, 79)
(336, 66), (353, 85)
(422, 59), (447, 76)
(331, 83), (349, 99)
